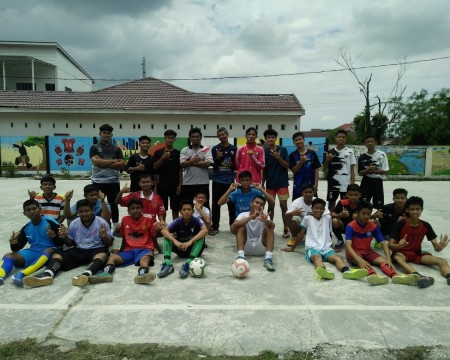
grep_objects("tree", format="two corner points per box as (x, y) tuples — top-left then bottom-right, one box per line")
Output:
(390, 88), (450, 145)
(336, 46), (406, 143)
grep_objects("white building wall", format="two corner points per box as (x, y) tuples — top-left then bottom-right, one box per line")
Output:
(55, 52), (92, 92)
(0, 111), (301, 138)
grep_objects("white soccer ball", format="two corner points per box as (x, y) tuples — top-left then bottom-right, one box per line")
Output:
(231, 258), (250, 278)
(189, 258), (207, 277)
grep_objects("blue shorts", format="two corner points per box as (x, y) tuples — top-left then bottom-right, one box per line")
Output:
(305, 247), (336, 264)
(17, 248), (53, 268)
(117, 249), (154, 267)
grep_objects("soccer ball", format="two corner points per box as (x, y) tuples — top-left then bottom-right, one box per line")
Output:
(231, 258), (250, 278)
(189, 258), (207, 277)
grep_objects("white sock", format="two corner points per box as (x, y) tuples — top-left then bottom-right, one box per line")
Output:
(265, 251), (273, 259)
(237, 250), (245, 258)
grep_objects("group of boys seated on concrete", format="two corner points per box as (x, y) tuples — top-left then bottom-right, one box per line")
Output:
(1, 172), (449, 289)
(282, 183), (449, 288)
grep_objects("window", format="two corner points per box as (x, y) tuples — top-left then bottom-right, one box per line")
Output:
(281, 124), (286, 130)
(80, 124), (82, 128)
(93, 124), (96, 128)
(203, 125), (206, 130)
(65, 87), (72, 92)
(138, 124), (141, 129)
(45, 83), (55, 91)
(230, 125), (232, 130)
(295, 125), (298, 130)
(39, 123), (41, 128)
(11, 123), (13, 128)
(255, 125), (258, 130)
(268, 124), (272, 129)
(217, 125), (219, 130)
(119, 124), (122, 129)
(133, 124), (136, 129)
(177, 124), (180, 129)
(66, 123), (69, 129)
(53, 123), (56, 128)
(164, 124), (167, 129)
(151, 124), (154, 129)
(242, 125), (245, 130)
(16, 83), (33, 90)
(25, 123), (27, 128)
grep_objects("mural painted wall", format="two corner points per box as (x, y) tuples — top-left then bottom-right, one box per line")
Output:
(0, 136), (47, 174)
(431, 146), (450, 175)
(353, 145), (427, 175)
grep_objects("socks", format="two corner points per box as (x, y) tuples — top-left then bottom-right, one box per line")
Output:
(163, 238), (173, 265)
(340, 266), (350, 273)
(0, 258), (14, 278)
(265, 251), (273, 260)
(380, 262), (397, 278)
(237, 250), (245, 259)
(332, 228), (344, 244)
(21, 252), (51, 276)
(138, 267), (149, 275)
(44, 258), (63, 277)
(187, 238), (205, 264)
(83, 258), (105, 276)
(104, 264), (116, 274)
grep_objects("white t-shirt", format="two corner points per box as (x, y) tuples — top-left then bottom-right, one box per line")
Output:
(328, 147), (357, 192)
(193, 205), (210, 219)
(301, 214), (332, 251)
(236, 211), (265, 243)
(287, 197), (330, 218)
(358, 150), (389, 179)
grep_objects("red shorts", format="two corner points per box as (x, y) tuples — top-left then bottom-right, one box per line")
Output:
(393, 251), (431, 265)
(346, 249), (383, 265)
(266, 187), (289, 200)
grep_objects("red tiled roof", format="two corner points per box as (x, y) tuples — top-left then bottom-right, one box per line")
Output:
(0, 77), (304, 113)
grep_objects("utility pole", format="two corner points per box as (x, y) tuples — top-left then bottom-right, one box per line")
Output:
(141, 57), (146, 78)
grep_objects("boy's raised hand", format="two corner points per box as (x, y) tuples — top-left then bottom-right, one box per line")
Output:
(99, 190), (106, 202)
(58, 224), (68, 238)
(65, 190), (74, 201)
(373, 209), (383, 218)
(100, 223), (108, 239)
(46, 224), (57, 239)
(341, 207), (350, 218)
(398, 234), (408, 248)
(9, 231), (19, 244)
(437, 234), (449, 251)
(121, 183), (131, 194)
(229, 183), (239, 191)
(28, 189), (37, 199)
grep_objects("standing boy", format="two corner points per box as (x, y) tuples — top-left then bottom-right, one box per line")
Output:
(322, 130), (356, 210)
(158, 200), (208, 279)
(153, 129), (182, 221)
(281, 198), (368, 281)
(126, 135), (154, 193)
(389, 196), (449, 288)
(28, 175), (65, 223)
(180, 127), (213, 208)
(235, 127), (265, 184)
(262, 129), (290, 238)
(289, 132), (321, 200)
(218, 171), (274, 233)
(23, 199), (114, 288)
(0, 200), (62, 287)
(89, 198), (157, 285)
(90, 124), (124, 229)
(358, 135), (389, 207)
(232, 195), (276, 271)
(210, 127), (236, 235)
(345, 201), (419, 286)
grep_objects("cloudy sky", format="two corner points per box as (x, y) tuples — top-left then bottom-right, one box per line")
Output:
(1, 0), (449, 130)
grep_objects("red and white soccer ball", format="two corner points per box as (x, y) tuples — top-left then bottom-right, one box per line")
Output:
(231, 258), (250, 278)
(189, 258), (207, 278)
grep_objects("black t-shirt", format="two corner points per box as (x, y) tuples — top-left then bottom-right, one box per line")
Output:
(125, 153), (155, 192)
(333, 199), (358, 227)
(153, 148), (181, 189)
(379, 203), (405, 235)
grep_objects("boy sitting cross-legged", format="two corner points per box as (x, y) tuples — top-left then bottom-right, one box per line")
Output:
(389, 196), (449, 288)
(158, 200), (208, 279)
(345, 201), (419, 286)
(23, 199), (114, 288)
(90, 198), (157, 285)
(282, 198), (368, 280)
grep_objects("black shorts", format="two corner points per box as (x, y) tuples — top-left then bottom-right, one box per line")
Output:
(157, 186), (180, 212)
(56, 247), (109, 271)
(326, 190), (347, 203)
(172, 241), (205, 258)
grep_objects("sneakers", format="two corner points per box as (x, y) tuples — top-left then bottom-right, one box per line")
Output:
(287, 238), (296, 247)
(179, 262), (190, 278)
(392, 273), (420, 286)
(236, 255), (246, 260)
(88, 272), (113, 284)
(208, 230), (219, 236)
(11, 272), (25, 287)
(134, 272), (156, 284)
(72, 274), (89, 287)
(342, 268), (369, 280)
(264, 258), (276, 272)
(316, 267), (335, 280)
(417, 276), (434, 289)
(373, 242), (382, 249)
(367, 274), (389, 285)
(283, 228), (290, 238)
(157, 263), (174, 278)
(22, 273), (54, 287)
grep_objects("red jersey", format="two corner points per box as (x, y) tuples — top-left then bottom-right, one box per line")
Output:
(121, 214), (156, 251)
(345, 219), (384, 251)
(391, 219), (437, 254)
(119, 191), (165, 224)
(235, 143), (265, 184)
(62, 138), (75, 153)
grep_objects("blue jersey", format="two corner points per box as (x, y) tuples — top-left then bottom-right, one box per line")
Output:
(13, 215), (62, 253)
(228, 188), (264, 217)
(212, 143), (237, 184)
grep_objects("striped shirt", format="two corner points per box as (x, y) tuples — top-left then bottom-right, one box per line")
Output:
(35, 193), (65, 220)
